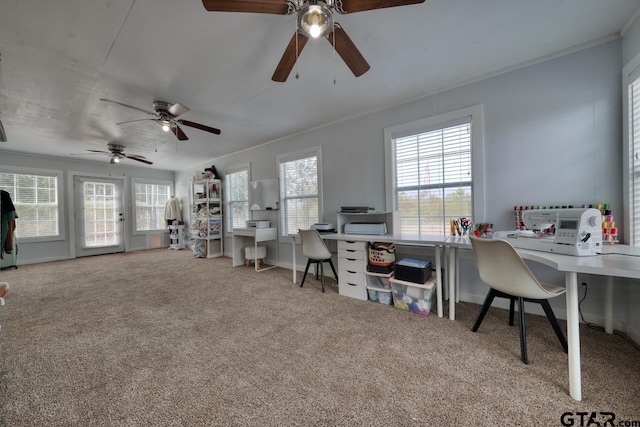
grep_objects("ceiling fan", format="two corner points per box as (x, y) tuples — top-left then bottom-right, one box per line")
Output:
(201, 0), (426, 82)
(99, 98), (221, 141)
(72, 143), (153, 165)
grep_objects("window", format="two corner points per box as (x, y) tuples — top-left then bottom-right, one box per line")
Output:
(624, 56), (640, 246)
(0, 171), (61, 239)
(385, 105), (484, 237)
(225, 165), (249, 233)
(278, 148), (322, 237)
(133, 181), (172, 232)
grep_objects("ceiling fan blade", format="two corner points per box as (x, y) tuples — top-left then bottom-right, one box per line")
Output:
(202, 0), (291, 14)
(327, 24), (370, 77)
(272, 32), (309, 82)
(170, 124), (189, 141)
(168, 102), (190, 117)
(124, 154), (153, 165)
(86, 149), (111, 154)
(116, 118), (156, 126)
(99, 98), (156, 116)
(335, 0), (425, 14)
(178, 120), (221, 135)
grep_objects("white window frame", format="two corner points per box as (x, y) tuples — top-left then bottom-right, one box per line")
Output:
(623, 53), (640, 246)
(384, 105), (485, 235)
(277, 146), (323, 239)
(224, 163), (250, 234)
(131, 178), (174, 234)
(0, 166), (65, 242)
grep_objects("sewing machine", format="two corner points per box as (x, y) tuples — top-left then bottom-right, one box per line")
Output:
(493, 208), (603, 256)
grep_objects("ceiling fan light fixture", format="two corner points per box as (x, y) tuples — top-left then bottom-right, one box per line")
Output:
(110, 155), (120, 164)
(160, 119), (171, 132)
(298, 3), (333, 39)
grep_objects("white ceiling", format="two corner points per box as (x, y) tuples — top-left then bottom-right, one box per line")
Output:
(0, 0), (639, 171)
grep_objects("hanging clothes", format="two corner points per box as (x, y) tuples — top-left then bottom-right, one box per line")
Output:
(164, 196), (182, 227)
(1, 190), (18, 257)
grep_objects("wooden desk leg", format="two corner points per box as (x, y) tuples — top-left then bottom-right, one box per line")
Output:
(435, 245), (443, 318)
(605, 276), (614, 334)
(566, 271), (582, 401)
(449, 247), (457, 320)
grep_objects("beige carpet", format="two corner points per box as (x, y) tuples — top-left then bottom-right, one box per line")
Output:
(0, 249), (638, 426)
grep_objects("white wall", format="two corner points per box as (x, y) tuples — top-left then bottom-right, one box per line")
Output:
(1, 151), (175, 264)
(179, 39), (640, 341)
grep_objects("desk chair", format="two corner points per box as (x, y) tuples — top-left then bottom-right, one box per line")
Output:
(298, 229), (338, 293)
(469, 236), (568, 364)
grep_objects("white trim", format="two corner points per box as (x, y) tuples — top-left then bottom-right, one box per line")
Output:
(224, 163), (250, 235)
(622, 52), (640, 246)
(384, 104), (485, 222)
(67, 171), (129, 257)
(0, 166), (65, 243)
(131, 177), (174, 235)
(277, 146), (323, 236)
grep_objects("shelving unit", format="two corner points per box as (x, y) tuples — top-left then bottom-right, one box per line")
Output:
(189, 178), (223, 258)
(168, 223), (186, 250)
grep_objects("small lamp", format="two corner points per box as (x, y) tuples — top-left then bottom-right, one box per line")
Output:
(297, 3), (333, 38)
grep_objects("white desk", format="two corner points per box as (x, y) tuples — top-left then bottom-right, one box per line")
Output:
(445, 236), (640, 401)
(232, 227), (278, 272)
(291, 233), (448, 318)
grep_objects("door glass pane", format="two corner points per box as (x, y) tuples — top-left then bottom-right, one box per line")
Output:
(84, 182), (118, 247)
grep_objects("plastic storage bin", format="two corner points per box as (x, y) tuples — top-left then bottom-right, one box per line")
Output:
(389, 273), (436, 316)
(365, 270), (393, 289)
(366, 282), (393, 305)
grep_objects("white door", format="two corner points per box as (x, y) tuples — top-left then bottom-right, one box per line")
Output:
(74, 176), (125, 257)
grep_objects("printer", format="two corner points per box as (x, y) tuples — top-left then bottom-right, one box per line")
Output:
(493, 208), (602, 256)
(344, 222), (387, 235)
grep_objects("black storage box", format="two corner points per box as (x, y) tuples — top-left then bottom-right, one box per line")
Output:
(367, 264), (394, 274)
(394, 258), (432, 284)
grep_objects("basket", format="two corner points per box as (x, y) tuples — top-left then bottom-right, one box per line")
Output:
(368, 242), (396, 266)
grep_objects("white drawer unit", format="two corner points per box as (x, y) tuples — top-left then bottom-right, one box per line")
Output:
(337, 240), (367, 300)
(338, 248), (366, 259)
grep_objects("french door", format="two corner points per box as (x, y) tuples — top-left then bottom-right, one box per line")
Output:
(74, 176), (125, 257)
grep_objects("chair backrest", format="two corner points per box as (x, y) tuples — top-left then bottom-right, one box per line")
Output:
(298, 229), (331, 260)
(469, 236), (563, 300)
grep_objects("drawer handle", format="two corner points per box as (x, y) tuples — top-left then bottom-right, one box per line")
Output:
(346, 241), (356, 243)
(347, 282), (358, 287)
(346, 258), (356, 261)
(346, 249), (356, 253)
(347, 270), (356, 274)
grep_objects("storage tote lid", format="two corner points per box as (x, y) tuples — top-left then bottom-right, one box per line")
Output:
(389, 273), (435, 289)
(395, 258), (432, 268)
(364, 270), (394, 278)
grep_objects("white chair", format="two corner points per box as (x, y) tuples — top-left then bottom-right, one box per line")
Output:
(469, 235), (568, 364)
(298, 229), (338, 293)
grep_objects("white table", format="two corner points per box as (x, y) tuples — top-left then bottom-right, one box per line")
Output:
(445, 236), (640, 401)
(291, 233), (448, 318)
(232, 227), (278, 272)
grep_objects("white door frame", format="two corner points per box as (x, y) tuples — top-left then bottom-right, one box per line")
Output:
(68, 172), (129, 258)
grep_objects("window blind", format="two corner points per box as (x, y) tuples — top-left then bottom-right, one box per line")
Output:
(135, 183), (171, 231)
(0, 172), (59, 238)
(630, 77), (640, 244)
(393, 121), (472, 236)
(279, 155), (319, 236)
(225, 168), (249, 232)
